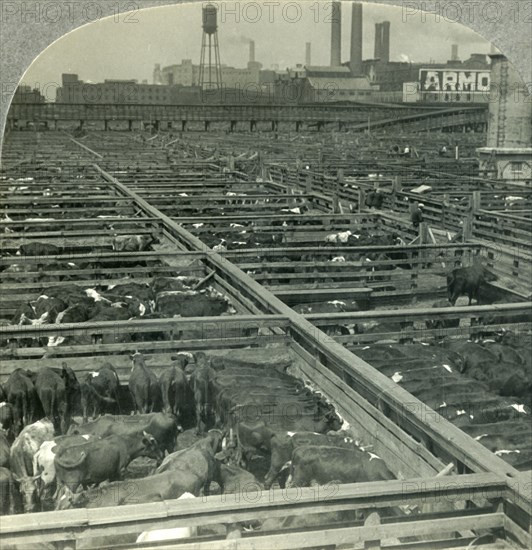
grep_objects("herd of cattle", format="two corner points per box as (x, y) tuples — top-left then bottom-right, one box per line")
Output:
(0, 349), (398, 542)
(353, 333), (532, 471)
(2, 236), (237, 348)
(184, 219), (403, 252)
(1, 197), (530, 546)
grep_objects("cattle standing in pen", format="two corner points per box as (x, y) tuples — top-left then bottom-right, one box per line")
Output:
(33, 368), (68, 435)
(10, 419), (55, 512)
(54, 430), (162, 506)
(68, 413), (179, 455)
(4, 369), (40, 436)
(447, 263), (497, 306)
(129, 352), (161, 414)
(159, 355), (189, 427)
(80, 364), (121, 421)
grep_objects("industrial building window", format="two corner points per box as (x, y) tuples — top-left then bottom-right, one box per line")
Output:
(511, 162), (523, 174)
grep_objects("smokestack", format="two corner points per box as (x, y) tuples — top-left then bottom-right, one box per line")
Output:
(381, 21), (390, 64)
(305, 42), (311, 66)
(249, 40), (255, 63)
(349, 2), (363, 75)
(451, 44), (459, 61)
(330, 1), (342, 66)
(374, 23), (382, 59)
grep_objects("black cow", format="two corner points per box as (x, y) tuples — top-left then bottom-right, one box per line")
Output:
(156, 430), (224, 496)
(11, 302), (44, 326)
(56, 363), (81, 423)
(89, 305), (133, 323)
(129, 353), (160, 414)
(265, 432), (360, 489)
(365, 191), (385, 209)
(191, 353), (212, 435)
(66, 470), (202, 509)
(216, 461), (262, 494)
(4, 369), (40, 435)
(0, 467), (21, 515)
(450, 341), (498, 373)
(68, 413), (179, 455)
(34, 368), (67, 434)
(41, 285), (91, 307)
(112, 234), (158, 252)
(0, 402), (14, 437)
(231, 404), (342, 434)
(0, 431), (10, 468)
(32, 296), (68, 320)
(80, 364), (121, 421)
(159, 356), (188, 425)
(155, 290), (233, 317)
(54, 431), (162, 499)
(479, 299), (532, 327)
(447, 264), (497, 305)
(105, 282), (154, 305)
(18, 242), (62, 256)
(289, 445), (394, 487)
(151, 276), (199, 295)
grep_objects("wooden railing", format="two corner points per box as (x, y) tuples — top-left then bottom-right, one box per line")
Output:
(268, 166), (532, 255)
(2, 474), (527, 549)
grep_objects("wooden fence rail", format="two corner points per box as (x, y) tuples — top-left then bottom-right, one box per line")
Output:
(267, 165), (532, 254)
(1, 474), (524, 549)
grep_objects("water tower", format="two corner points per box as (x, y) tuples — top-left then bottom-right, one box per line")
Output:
(199, 4), (222, 90)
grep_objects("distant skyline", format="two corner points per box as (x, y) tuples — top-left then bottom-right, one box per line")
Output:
(22, 1), (494, 89)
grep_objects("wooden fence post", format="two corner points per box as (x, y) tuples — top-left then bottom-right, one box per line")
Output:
(306, 172), (312, 194)
(472, 190), (481, 212)
(463, 194), (476, 242)
(442, 193), (450, 229)
(419, 222), (431, 246)
(364, 511), (381, 550)
(463, 213), (473, 242)
(332, 183), (340, 214)
(392, 175), (401, 210)
(358, 188), (366, 213)
(332, 169), (344, 214)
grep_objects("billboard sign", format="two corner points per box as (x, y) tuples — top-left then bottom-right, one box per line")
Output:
(419, 69), (490, 93)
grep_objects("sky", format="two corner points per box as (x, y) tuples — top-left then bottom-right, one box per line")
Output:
(22, 1), (494, 89)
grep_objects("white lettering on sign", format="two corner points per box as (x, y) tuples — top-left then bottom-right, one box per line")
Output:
(420, 69), (491, 92)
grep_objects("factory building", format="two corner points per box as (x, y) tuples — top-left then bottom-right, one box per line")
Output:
(276, 2), (377, 103)
(277, 2), (490, 104)
(161, 61), (261, 91)
(56, 74), (200, 104)
(275, 66), (378, 103)
(364, 31), (491, 96)
(11, 85), (45, 104)
(477, 55), (532, 183)
(160, 41), (262, 90)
